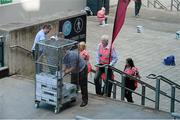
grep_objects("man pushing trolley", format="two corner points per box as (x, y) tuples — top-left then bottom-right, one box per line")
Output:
(34, 38), (78, 113)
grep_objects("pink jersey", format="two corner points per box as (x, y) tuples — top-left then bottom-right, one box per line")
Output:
(80, 50), (90, 63)
(80, 50), (92, 73)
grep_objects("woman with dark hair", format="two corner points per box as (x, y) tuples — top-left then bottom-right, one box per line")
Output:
(124, 58), (140, 103)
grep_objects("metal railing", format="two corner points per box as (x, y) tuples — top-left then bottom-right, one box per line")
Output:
(147, 0), (167, 10)
(147, 0), (154, 7)
(89, 64), (180, 113)
(10, 45), (32, 57)
(154, 0), (167, 10)
(147, 74), (180, 112)
(171, 0), (180, 11)
(0, 36), (4, 67)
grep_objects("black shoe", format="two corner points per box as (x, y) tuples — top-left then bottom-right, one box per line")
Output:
(80, 102), (88, 107)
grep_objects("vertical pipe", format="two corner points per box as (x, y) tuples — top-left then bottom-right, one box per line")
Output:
(155, 78), (160, 110)
(177, 3), (179, 11)
(2, 41), (4, 67)
(141, 84), (146, 106)
(171, 85), (176, 113)
(113, 82), (117, 99)
(0, 36), (5, 67)
(171, 0), (173, 11)
(104, 65), (109, 97)
(121, 74), (125, 101)
(147, 0), (149, 7)
(154, 0), (157, 8)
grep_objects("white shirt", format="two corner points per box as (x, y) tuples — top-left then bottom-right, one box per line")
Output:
(31, 29), (46, 51)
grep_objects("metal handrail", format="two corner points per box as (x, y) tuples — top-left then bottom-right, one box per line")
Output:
(110, 66), (167, 95)
(153, 74), (180, 112)
(159, 75), (180, 89)
(147, 0), (167, 10)
(110, 66), (180, 103)
(142, 3), (146, 7)
(147, 0), (154, 7)
(108, 79), (156, 102)
(174, 0), (180, 5)
(154, 0), (167, 10)
(90, 66), (166, 96)
(10, 45), (32, 56)
(171, 0), (180, 11)
(89, 65), (180, 113)
(147, 74), (180, 90)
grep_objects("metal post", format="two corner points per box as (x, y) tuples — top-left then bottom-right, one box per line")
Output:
(155, 78), (160, 110)
(171, 0), (173, 11)
(113, 82), (117, 99)
(147, 0), (149, 7)
(0, 36), (4, 67)
(171, 85), (176, 113)
(141, 84), (146, 106)
(177, 3), (179, 11)
(2, 41), (4, 67)
(104, 66), (109, 97)
(121, 74), (126, 101)
(154, 0), (156, 8)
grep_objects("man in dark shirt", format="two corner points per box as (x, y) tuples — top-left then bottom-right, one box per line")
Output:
(134, 0), (142, 16)
(63, 50), (88, 107)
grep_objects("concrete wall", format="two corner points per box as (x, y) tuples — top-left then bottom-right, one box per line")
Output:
(1, 12), (86, 76)
(0, 0), (86, 25)
(2, 20), (59, 75)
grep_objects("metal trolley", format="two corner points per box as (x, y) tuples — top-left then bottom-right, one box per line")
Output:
(34, 38), (78, 113)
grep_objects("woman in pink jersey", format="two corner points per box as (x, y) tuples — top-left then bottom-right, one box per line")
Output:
(79, 42), (92, 73)
(124, 58), (140, 103)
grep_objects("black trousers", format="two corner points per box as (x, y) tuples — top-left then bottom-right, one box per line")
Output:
(33, 50), (43, 74)
(125, 89), (133, 103)
(71, 66), (88, 103)
(135, 1), (142, 16)
(94, 66), (113, 97)
(124, 78), (136, 103)
(32, 50), (35, 59)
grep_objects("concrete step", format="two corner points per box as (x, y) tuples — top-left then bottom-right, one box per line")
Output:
(0, 76), (172, 119)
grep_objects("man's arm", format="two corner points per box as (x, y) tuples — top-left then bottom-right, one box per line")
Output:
(109, 48), (118, 66)
(64, 52), (78, 74)
(64, 67), (76, 75)
(96, 44), (100, 64)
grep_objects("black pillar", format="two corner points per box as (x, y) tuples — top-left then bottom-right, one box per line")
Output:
(104, 0), (109, 15)
(87, 0), (109, 15)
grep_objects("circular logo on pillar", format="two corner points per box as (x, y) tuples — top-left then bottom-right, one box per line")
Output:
(62, 21), (72, 36)
(74, 18), (83, 33)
